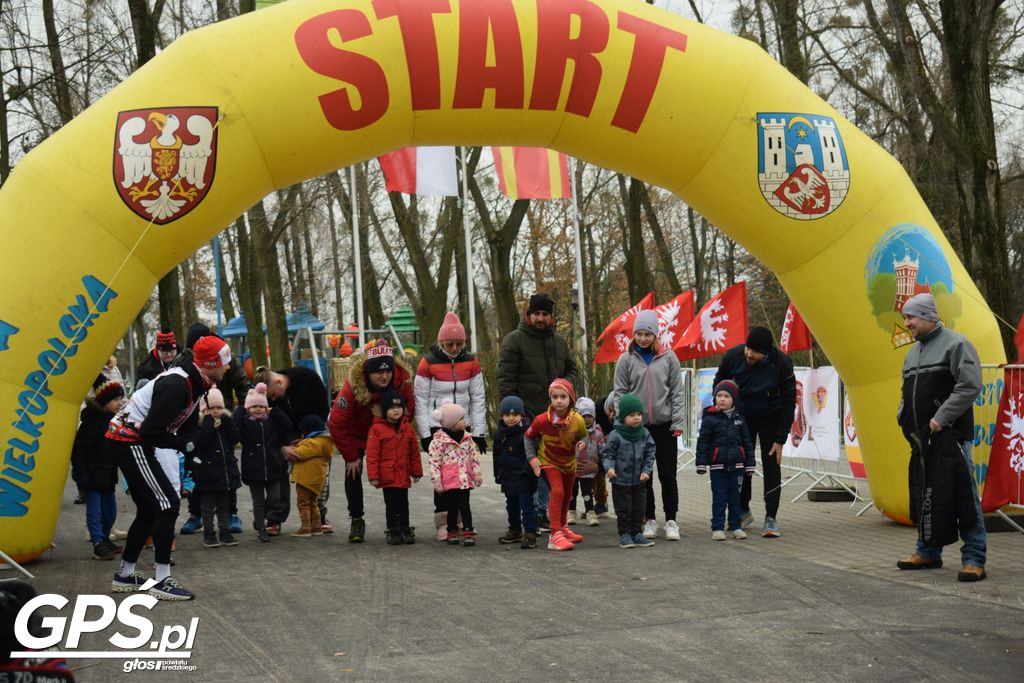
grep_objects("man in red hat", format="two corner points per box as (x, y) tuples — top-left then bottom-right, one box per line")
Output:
(106, 335), (231, 601)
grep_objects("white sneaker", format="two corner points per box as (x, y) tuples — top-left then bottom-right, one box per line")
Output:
(664, 520), (681, 541)
(642, 519), (658, 539)
(711, 530), (726, 541)
(585, 510), (599, 526)
(731, 528), (748, 540)
(566, 510), (577, 525)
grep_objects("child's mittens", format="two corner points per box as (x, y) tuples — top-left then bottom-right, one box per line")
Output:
(474, 474), (483, 488)
(696, 465), (708, 475)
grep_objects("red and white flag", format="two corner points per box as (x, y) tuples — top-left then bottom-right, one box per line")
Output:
(652, 292), (695, 350)
(593, 292), (655, 365)
(378, 146), (458, 196)
(982, 366), (1024, 512)
(780, 301), (813, 353)
(492, 147), (571, 199)
(673, 282), (748, 361)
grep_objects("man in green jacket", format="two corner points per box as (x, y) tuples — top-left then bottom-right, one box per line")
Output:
(498, 293), (580, 418)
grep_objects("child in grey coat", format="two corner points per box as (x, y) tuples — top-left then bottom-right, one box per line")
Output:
(602, 393), (656, 549)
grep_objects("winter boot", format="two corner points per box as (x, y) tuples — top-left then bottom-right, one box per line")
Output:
(386, 528), (403, 545)
(446, 531), (460, 545)
(499, 527), (524, 544)
(462, 529), (477, 546)
(520, 532), (537, 549)
(434, 511), (448, 541)
(400, 528), (416, 544)
(348, 517), (366, 543)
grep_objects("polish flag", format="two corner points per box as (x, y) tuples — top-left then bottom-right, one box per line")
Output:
(492, 147), (571, 199)
(593, 292), (655, 365)
(378, 146), (458, 196)
(673, 282), (748, 361)
(780, 301), (813, 353)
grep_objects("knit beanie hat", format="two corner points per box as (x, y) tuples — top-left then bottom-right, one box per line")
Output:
(548, 378), (577, 405)
(575, 397), (596, 417)
(499, 395), (525, 416)
(299, 414), (328, 438)
(379, 388), (406, 414)
(203, 387), (225, 410)
(714, 380), (739, 405)
(245, 382), (269, 409)
(633, 310), (659, 336)
(186, 322), (213, 350)
(93, 373), (125, 406)
(433, 402), (465, 429)
(155, 326), (177, 351)
(746, 326), (773, 355)
(528, 293), (555, 314)
(437, 312), (466, 343)
(902, 293), (939, 322)
(364, 339), (395, 374)
(618, 393), (645, 420)
(193, 336), (231, 369)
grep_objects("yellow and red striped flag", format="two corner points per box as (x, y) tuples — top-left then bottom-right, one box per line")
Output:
(491, 147), (571, 199)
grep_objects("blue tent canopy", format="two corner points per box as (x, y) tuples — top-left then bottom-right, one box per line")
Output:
(220, 305), (326, 338)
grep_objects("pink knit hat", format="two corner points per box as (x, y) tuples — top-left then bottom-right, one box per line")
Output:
(203, 387), (225, 410)
(432, 402), (465, 429)
(245, 383), (269, 409)
(437, 312), (466, 342)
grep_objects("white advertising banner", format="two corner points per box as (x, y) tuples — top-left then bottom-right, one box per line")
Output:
(782, 366), (841, 461)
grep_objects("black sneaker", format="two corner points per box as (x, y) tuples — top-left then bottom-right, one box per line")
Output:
(499, 528), (524, 544)
(386, 529), (403, 545)
(92, 541), (115, 560)
(257, 528), (270, 543)
(349, 518), (366, 543)
(203, 535), (221, 548)
(521, 532), (537, 549)
(220, 532), (238, 547)
(400, 528), (416, 545)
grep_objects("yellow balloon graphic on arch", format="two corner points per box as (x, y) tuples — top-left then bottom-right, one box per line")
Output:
(0, 0), (1004, 563)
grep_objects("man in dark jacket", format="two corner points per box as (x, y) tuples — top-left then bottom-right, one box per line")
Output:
(498, 293), (580, 417)
(136, 326), (178, 381)
(713, 326), (796, 538)
(894, 293), (986, 582)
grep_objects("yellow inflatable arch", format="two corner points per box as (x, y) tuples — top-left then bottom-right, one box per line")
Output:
(0, 0), (1004, 562)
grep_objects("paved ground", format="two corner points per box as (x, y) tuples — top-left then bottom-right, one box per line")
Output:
(7, 461), (1024, 681)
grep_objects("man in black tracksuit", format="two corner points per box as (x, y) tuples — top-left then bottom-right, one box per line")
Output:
(714, 327), (796, 538)
(106, 336), (232, 600)
(894, 293), (986, 582)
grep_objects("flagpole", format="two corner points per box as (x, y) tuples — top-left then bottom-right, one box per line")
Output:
(570, 157), (589, 392)
(213, 235), (223, 336)
(350, 165), (366, 349)
(461, 147), (478, 352)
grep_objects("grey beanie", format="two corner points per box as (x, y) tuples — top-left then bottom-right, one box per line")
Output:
(902, 293), (939, 322)
(633, 310), (659, 336)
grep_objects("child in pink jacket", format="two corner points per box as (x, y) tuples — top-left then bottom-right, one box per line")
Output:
(428, 403), (482, 546)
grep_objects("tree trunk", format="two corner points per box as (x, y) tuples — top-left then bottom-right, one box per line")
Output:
(768, 0), (808, 83)
(303, 220), (319, 318)
(617, 175), (654, 301)
(41, 0), (74, 124)
(234, 216), (267, 369)
(326, 194), (346, 327)
(180, 256), (198, 324)
(157, 269), (183, 343)
(638, 184), (682, 295)
(215, 234), (237, 322)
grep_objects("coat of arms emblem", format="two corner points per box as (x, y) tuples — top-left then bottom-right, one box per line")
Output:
(113, 107), (218, 224)
(757, 113), (850, 220)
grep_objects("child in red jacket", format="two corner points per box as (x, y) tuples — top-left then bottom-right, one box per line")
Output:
(366, 390), (423, 545)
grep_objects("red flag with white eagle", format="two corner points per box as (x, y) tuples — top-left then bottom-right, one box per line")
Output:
(981, 367), (1024, 512)
(653, 292), (695, 350)
(780, 301), (812, 353)
(378, 147), (458, 196)
(593, 292), (655, 365)
(673, 282), (748, 361)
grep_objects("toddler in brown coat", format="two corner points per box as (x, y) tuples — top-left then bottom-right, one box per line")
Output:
(287, 415), (335, 537)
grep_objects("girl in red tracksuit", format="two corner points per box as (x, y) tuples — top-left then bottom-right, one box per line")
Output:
(366, 389), (422, 545)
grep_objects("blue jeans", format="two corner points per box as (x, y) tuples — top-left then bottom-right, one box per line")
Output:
(915, 442), (987, 567)
(534, 475), (550, 519)
(85, 490), (117, 545)
(709, 470), (744, 531)
(506, 490), (538, 532)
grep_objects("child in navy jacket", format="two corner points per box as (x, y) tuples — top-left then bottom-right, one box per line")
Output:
(493, 396), (538, 549)
(696, 380), (756, 540)
(192, 388), (241, 548)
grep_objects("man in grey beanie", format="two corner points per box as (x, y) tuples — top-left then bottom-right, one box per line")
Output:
(896, 292), (987, 582)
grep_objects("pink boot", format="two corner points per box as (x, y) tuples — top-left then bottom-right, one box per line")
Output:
(561, 526), (584, 543)
(547, 530), (574, 551)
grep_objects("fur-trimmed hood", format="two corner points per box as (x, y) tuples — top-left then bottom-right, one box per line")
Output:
(348, 353), (414, 406)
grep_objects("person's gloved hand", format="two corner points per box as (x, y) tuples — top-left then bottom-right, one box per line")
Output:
(420, 437), (432, 452)
(473, 436), (487, 453)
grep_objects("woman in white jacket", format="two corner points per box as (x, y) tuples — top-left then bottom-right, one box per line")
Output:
(607, 310), (686, 541)
(413, 312), (488, 538)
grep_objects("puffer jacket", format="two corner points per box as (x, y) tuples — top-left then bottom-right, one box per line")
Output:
(493, 421), (537, 495)
(908, 428), (978, 548)
(695, 407), (756, 472)
(898, 324), (982, 442)
(608, 341), (686, 431)
(414, 346), (487, 437)
(234, 406), (292, 484)
(291, 434), (335, 494)
(366, 416), (422, 489)
(428, 429), (483, 492)
(601, 428), (656, 486)
(328, 354), (416, 462)
(70, 402), (117, 492)
(497, 315), (579, 417)
(190, 415), (241, 491)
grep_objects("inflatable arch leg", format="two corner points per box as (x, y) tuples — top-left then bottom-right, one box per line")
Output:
(0, 0), (1004, 562)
